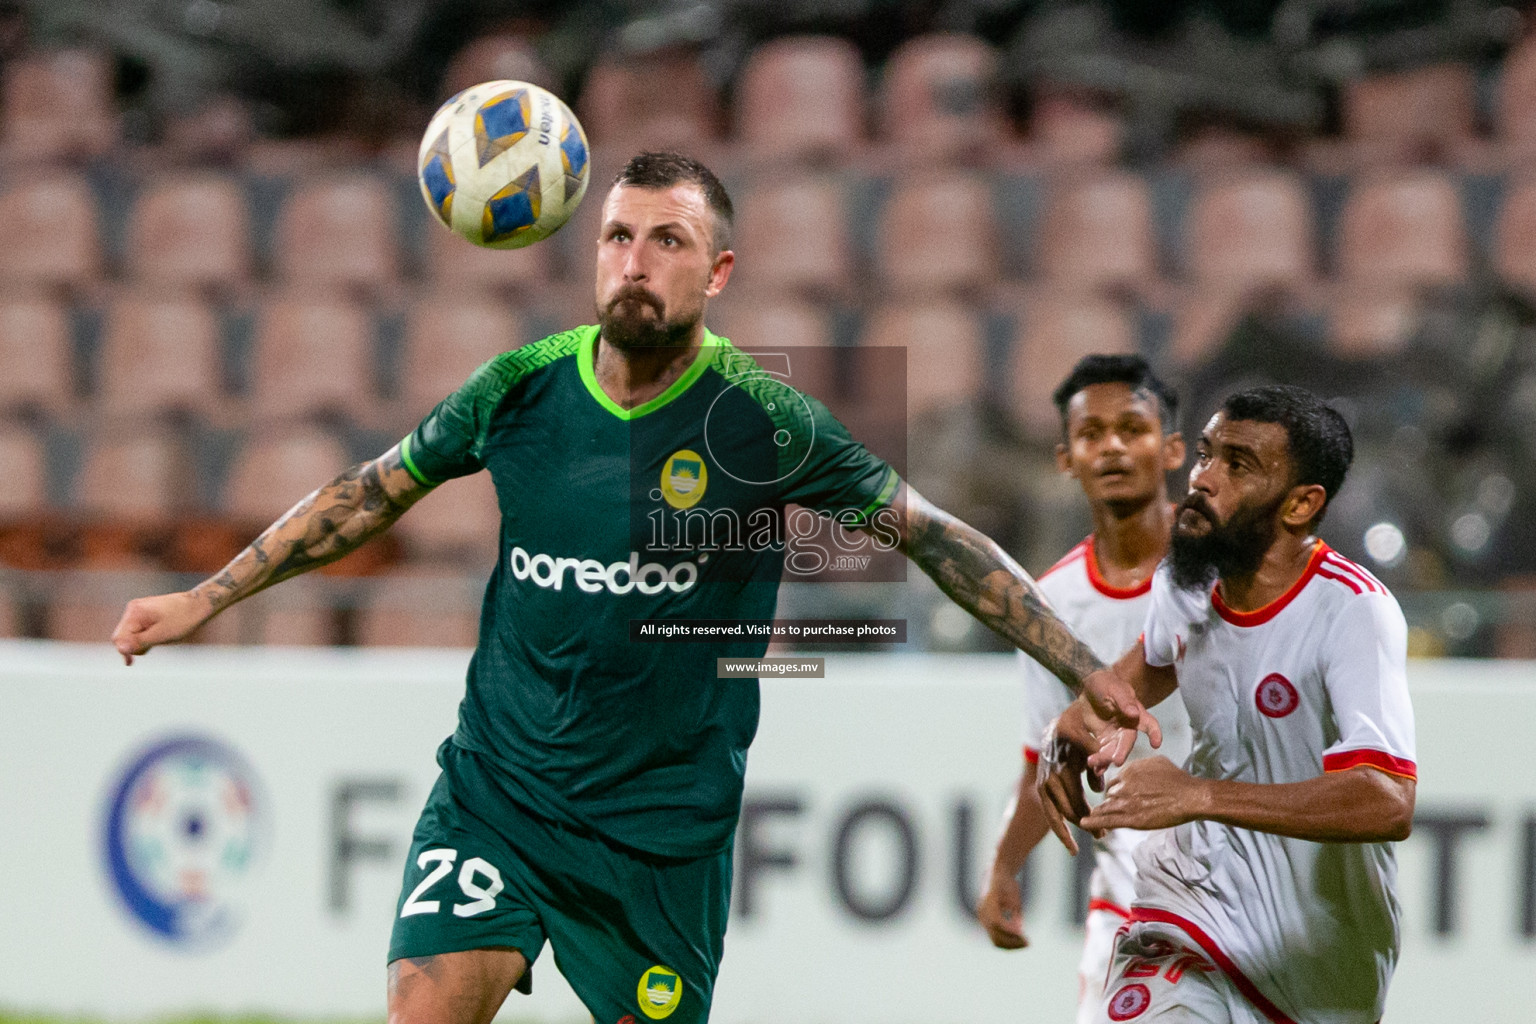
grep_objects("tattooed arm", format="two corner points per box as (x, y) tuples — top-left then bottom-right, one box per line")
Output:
(871, 481), (1159, 744)
(111, 444), (432, 664)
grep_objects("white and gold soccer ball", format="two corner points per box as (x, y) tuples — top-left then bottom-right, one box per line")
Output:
(417, 80), (590, 250)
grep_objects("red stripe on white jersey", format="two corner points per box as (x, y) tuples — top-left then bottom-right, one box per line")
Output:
(1088, 898), (1131, 919)
(1321, 553), (1383, 594)
(1316, 565), (1364, 595)
(1129, 907), (1299, 1024)
(1041, 539), (1090, 581)
(1323, 748), (1417, 780)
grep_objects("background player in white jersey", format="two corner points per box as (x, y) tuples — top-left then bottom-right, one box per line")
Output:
(1039, 384), (1416, 1024)
(977, 354), (1192, 1023)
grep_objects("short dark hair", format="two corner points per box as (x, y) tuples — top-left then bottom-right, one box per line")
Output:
(1051, 353), (1179, 436)
(1218, 384), (1354, 523)
(613, 151), (734, 252)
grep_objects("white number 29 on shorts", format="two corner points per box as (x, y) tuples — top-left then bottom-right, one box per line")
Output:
(399, 848), (506, 918)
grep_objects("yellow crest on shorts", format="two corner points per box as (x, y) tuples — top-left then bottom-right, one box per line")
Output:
(660, 450), (707, 509)
(637, 964), (682, 1019)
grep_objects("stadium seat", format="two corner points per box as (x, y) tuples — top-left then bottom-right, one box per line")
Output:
(1492, 177), (1536, 292)
(735, 36), (867, 165)
(250, 291), (377, 424)
(1024, 90), (1122, 168)
(708, 295), (838, 402)
(205, 577), (340, 647)
(274, 175), (401, 290)
(1500, 33), (1536, 153)
(442, 34), (554, 97)
(731, 177), (854, 299)
(1004, 290), (1137, 438)
(876, 171), (999, 296)
(47, 568), (171, 644)
(222, 426), (353, 525)
(1185, 170), (1315, 292)
(0, 292), (75, 418)
(1337, 171), (1468, 287)
(1343, 64), (1476, 164)
(1, 48), (117, 160)
(861, 298), (984, 420)
(398, 294), (525, 429)
(423, 216), (551, 296)
(356, 568), (482, 647)
(877, 33), (1007, 166)
(125, 174), (253, 290)
(1037, 171), (1156, 291)
(0, 422), (49, 520)
(0, 172), (103, 287)
(391, 471), (501, 569)
(1327, 286), (1419, 357)
(580, 50), (721, 152)
(97, 291), (225, 420)
(73, 423), (192, 526)
(1168, 289), (1247, 368)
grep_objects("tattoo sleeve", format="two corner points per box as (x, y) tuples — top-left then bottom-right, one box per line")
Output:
(190, 445), (430, 616)
(898, 491), (1104, 691)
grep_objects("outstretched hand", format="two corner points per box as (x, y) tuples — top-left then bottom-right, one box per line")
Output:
(111, 591), (211, 665)
(1081, 666), (1162, 755)
(1034, 694), (1146, 855)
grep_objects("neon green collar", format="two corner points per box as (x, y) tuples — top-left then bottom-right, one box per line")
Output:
(578, 327), (722, 420)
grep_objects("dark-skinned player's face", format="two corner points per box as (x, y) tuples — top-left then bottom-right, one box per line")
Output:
(1057, 382), (1181, 510)
(1168, 412), (1295, 588)
(594, 183), (732, 350)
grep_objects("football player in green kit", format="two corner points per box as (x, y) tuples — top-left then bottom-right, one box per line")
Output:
(112, 153), (1156, 1024)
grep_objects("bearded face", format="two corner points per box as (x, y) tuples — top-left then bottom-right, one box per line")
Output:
(596, 282), (701, 351)
(1167, 488), (1285, 591)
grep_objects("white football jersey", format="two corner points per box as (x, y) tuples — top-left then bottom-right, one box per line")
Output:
(1133, 541), (1416, 1024)
(1017, 538), (1192, 974)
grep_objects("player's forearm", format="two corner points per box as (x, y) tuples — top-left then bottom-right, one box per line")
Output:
(899, 501), (1103, 690)
(192, 456), (417, 616)
(1197, 768), (1415, 843)
(989, 764), (1052, 877)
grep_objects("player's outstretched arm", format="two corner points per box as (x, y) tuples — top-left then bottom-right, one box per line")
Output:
(111, 444), (431, 665)
(878, 482), (1158, 741)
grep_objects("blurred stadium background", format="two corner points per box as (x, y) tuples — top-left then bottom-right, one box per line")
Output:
(2, 3), (1536, 1021)
(2, 0), (1536, 656)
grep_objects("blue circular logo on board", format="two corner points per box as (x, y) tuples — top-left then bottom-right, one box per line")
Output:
(103, 735), (265, 947)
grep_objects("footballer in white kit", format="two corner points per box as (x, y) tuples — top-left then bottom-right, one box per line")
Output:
(1018, 539), (1191, 1020)
(978, 355), (1190, 1024)
(1039, 385), (1416, 1024)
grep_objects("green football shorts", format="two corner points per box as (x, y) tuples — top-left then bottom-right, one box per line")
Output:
(388, 739), (732, 1023)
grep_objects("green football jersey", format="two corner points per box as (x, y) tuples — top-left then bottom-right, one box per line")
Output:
(400, 325), (899, 857)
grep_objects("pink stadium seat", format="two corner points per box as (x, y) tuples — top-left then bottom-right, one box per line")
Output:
(580, 50), (720, 152)
(1005, 290), (1137, 437)
(735, 36), (866, 165)
(47, 568), (169, 644)
(97, 291), (224, 419)
(1025, 90), (1122, 168)
(424, 218), (551, 296)
(1037, 172), (1155, 290)
(356, 568), (482, 647)
(877, 33), (1007, 165)
(442, 35), (554, 97)
(708, 295), (838, 402)
(1343, 64), (1475, 162)
(0, 173), (102, 287)
(274, 175), (400, 290)
(126, 174), (253, 289)
(1186, 171), (1315, 292)
(1337, 171), (1468, 286)
(731, 177), (854, 299)
(862, 299), (984, 420)
(0, 293), (74, 417)
(223, 426), (352, 524)
(1, 48), (117, 160)
(1168, 289), (1247, 368)
(398, 295), (525, 429)
(1499, 34), (1536, 151)
(0, 423), (49, 520)
(391, 472), (501, 569)
(73, 423), (191, 526)
(206, 578), (340, 647)
(1493, 178), (1536, 292)
(876, 171), (999, 295)
(250, 291), (376, 424)
(1328, 286), (1419, 358)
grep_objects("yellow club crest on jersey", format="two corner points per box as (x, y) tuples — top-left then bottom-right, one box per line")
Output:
(637, 964), (682, 1019)
(660, 450), (707, 509)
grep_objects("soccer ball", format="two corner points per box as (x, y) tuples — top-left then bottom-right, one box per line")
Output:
(417, 80), (591, 250)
